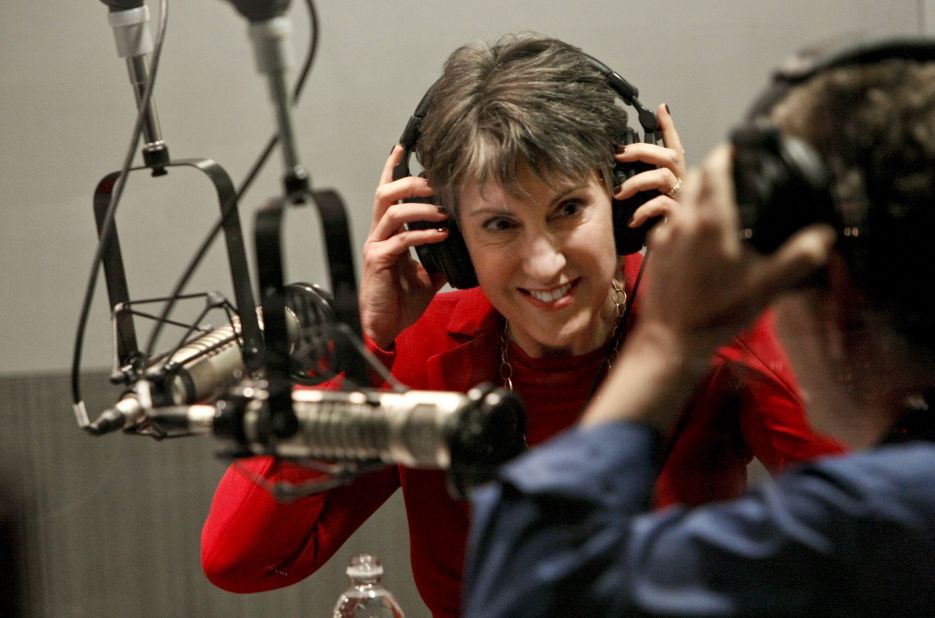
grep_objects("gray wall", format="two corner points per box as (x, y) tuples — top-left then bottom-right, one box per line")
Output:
(1, 1), (931, 616)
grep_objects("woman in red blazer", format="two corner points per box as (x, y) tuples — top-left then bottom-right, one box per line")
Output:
(201, 34), (844, 617)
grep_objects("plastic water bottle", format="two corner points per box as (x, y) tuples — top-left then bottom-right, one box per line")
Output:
(333, 553), (405, 618)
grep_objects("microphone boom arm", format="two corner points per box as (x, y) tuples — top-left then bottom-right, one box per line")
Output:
(103, 2), (170, 172)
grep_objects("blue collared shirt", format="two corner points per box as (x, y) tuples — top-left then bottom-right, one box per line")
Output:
(465, 422), (935, 616)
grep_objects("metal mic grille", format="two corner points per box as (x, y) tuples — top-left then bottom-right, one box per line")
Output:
(160, 322), (244, 404)
(246, 389), (469, 468)
(207, 382), (527, 497)
(293, 396), (392, 461)
(166, 321), (240, 367)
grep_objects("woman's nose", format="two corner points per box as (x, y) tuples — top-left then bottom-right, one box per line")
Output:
(522, 234), (566, 281)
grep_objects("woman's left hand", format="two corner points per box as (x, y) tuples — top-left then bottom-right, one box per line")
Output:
(614, 103), (687, 228)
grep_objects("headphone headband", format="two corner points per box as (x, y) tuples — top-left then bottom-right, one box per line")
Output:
(395, 54), (660, 180)
(747, 37), (935, 120)
(582, 54), (659, 138)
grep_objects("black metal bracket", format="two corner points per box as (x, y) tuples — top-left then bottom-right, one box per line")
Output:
(93, 158), (263, 379)
(254, 187), (365, 442)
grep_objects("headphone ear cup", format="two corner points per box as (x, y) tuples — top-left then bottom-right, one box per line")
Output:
(732, 123), (835, 253)
(612, 160), (663, 255)
(435, 216), (479, 289)
(406, 201), (479, 289)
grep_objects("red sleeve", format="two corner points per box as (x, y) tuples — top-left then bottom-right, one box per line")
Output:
(200, 326), (418, 593)
(201, 456), (400, 592)
(720, 310), (847, 472)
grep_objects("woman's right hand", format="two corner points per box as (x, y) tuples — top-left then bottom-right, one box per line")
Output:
(615, 103), (687, 227)
(360, 145), (450, 349)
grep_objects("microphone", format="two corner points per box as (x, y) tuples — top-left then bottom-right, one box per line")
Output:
(149, 382), (527, 497)
(87, 283), (335, 435)
(100, 0), (170, 172)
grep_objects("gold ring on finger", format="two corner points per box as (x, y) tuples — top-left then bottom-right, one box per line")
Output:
(667, 177), (683, 199)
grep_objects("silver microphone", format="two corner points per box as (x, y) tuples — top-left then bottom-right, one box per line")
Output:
(88, 283), (334, 434)
(149, 382), (527, 496)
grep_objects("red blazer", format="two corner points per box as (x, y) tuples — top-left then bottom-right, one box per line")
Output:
(201, 256), (844, 617)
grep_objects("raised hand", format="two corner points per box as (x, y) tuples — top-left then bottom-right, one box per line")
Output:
(359, 146), (450, 349)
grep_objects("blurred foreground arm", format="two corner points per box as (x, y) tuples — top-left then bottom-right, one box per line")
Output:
(464, 147), (855, 616)
(584, 145), (836, 433)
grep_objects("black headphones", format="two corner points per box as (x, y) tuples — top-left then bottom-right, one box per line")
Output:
(732, 38), (935, 257)
(392, 54), (662, 289)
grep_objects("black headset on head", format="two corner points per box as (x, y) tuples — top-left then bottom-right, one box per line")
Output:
(392, 53), (662, 289)
(732, 38), (935, 262)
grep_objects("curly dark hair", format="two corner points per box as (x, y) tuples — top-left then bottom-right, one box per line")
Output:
(772, 58), (935, 349)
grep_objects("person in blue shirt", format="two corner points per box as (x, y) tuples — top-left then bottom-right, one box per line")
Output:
(464, 39), (935, 617)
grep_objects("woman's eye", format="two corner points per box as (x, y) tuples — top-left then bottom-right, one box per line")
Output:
(483, 217), (516, 232)
(554, 199), (584, 219)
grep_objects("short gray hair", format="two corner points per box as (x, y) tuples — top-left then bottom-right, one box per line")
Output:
(416, 33), (630, 217)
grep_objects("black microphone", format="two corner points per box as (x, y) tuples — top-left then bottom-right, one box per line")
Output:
(100, 0), (170, 171)
(150, 382), (527, 497)
(87, 283), (335, 435)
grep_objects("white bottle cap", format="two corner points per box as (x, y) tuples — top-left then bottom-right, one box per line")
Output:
(346, 553), (384, 579)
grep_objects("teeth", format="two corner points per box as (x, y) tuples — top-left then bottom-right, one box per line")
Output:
(529, 282), (572, 303)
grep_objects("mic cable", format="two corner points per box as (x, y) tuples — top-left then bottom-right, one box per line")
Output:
(139, 0), (319, 371)
(72, 0), (321, 430)
(72, 0), (169, 430)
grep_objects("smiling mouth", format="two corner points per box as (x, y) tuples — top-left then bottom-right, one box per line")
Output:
(524, 281), (575, 303)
